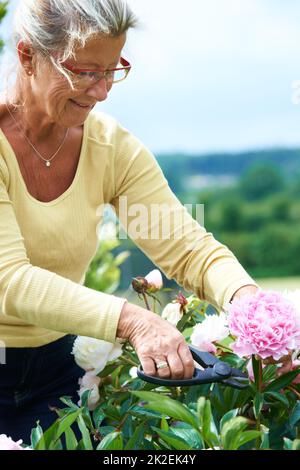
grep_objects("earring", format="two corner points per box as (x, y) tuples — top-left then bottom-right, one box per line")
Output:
(27, 70), (33, 76)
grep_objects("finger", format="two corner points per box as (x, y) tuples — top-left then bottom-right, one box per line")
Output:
(140, 357), (156, 377)
(167, 353), (185, 380)
(154, 357), (171, 379)
(178, 343), (195, 379)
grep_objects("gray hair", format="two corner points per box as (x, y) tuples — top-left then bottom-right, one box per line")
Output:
(13, 0), (138, 63)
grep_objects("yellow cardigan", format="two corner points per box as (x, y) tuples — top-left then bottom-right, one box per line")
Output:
(0, 111), (256, 347)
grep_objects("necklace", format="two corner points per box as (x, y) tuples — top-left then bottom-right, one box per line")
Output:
(5, 101), (69, 168)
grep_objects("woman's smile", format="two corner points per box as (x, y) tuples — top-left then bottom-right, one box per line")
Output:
(69, 99), (94, 109)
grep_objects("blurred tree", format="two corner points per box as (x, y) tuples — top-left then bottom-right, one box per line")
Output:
(251, 224), (300, 277)
(239, 162), (284, 201)
(289, 171), (300, 198)
(215, 197), (244, 232)
(84, 223), (130, 294)
(0, 1), (8, 53)
(269, 194), (291, 222)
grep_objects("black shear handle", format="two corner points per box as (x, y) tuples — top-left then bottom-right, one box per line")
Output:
(137, 345), (249, 389)
(137, 365), (211, 387)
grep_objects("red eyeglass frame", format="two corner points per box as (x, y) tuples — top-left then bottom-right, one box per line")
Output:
(61, 56), (131, 78)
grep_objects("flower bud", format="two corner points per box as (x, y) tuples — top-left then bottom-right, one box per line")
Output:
(175, 292), (188, 309)
(131, 277), (149, 294)
(145, 269), (163, 292)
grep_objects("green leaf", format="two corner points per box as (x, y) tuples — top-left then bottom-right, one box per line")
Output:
(76, 438), (85, 450)
(220, 409), (238, 431)
(221, 417), (249, 450)
(151, 427), (192, 450)
(59, 396), (79, 410)
(260, 425), (269, 450)
(262, 365), (277, 383)
(235, 431), (262, 449)
(197, 397), (219, 448)
(176, 312), (193, 331)
(98, 426), (116, 437)
(131, 391), (199, 430)
(35, 409), (81, 450)
(264, 369), (300, 393)
(289, 401), (300, 428)
(56, 409), (82, 439)
(98, 363), (118, 378)
(35, 422), (58, 450)
(79, 389), (92, 409)
(265, 391), (289, 407)
(284, 437), (293, 450)
(77, 414), (93, 450)
(93, 408), (106, 429)
(253, 392), (264, 419)
(130, 405), (162, 420)
(105, 404), (121, 420)
(97, 431), (123, 450)
(292, 439), (300, 450)
(161, 417), (169, 431)
(251, 355), (260, 389)
(171, 427), (204, 450)
(30, 423), (44, 449)
(125, 423), (146, 450)
(64, 427), (78, 450)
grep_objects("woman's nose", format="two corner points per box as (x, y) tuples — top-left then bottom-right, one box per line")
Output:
(85, 78), (110, 102)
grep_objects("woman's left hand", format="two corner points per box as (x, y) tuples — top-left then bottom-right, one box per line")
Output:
(231, 285), (259, 301)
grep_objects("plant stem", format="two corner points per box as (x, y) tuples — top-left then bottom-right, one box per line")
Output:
(287, 385), (300, 400)
(142, 292), (151, 311)
(122, 356), (139, 367)
(255, 359), (263, 449)
(214, 342), (232, 352)
(115, 412), (130, 432)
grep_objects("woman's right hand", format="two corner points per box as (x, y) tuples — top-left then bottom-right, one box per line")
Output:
(116, 301), (195, 380)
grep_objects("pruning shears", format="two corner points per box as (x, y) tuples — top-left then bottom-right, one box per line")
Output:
(137, 345), (248, 390)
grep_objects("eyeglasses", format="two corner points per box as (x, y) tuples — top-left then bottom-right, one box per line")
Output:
(61, 57), (131, 88)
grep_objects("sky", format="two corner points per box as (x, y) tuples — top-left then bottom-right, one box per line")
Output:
(1, 0), (300, 154)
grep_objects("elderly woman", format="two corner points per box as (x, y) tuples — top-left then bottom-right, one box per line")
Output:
(0, 0), (257, 442)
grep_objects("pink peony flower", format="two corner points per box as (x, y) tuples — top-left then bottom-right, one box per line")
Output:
(0, 435), (25, 450)
(228, 290), (300, 360)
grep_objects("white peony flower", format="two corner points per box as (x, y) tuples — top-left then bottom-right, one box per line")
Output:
(129, 367), (138, 379)
(78, 372), (101, 411)
(145, 269), (163, 291)
(191, 312), (230, 353)
(72, 336), (123, 375)
(0, 435), (26, 451)
(161, 302), (183, 326)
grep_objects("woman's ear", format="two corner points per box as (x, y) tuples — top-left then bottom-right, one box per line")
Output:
(17, 41), (35, 76)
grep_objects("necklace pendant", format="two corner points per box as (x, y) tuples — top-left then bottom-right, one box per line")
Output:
(46, 161), (51, 167)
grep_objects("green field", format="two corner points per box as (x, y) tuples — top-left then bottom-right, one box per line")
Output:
(256, 277), (300, 291)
